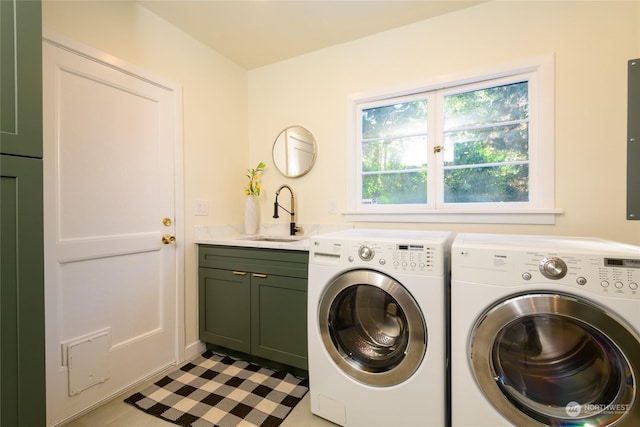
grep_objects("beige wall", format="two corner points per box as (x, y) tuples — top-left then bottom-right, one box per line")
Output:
(42, 1), (248, 351)
(249, 0), (640, 245)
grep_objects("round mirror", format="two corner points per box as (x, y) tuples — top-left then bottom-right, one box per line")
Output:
(272, 125), (317, 178)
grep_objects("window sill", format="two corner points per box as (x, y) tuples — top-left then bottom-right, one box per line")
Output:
(341, 208), (564, 225)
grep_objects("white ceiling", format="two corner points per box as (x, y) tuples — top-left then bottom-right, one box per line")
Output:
(137, 1), (485, 69)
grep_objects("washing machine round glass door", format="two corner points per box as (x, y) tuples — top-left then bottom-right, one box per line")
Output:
(318, 269), (427, 387)
(469, 292), (640, 427)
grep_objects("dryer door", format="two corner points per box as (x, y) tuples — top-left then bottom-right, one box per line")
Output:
(318, 269), (426, 387)
(470, 292), (640, 427)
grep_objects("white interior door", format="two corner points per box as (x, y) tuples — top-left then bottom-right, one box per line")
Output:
(43, 39), (182, 425)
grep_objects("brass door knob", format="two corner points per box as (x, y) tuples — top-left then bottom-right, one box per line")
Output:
(162, 234), (176, 244)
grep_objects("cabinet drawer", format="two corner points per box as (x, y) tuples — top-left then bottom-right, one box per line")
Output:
(199, 245), (309, 278)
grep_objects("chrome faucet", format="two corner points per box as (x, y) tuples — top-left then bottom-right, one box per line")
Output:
(273, 184), (301, 235)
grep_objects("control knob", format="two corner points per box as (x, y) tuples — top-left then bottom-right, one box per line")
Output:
(539, 257), (568, 280)
(358, 245), (375, 261)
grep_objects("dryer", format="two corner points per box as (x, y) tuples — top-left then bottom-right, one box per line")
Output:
(451, 233), (640, 427)
(308, 229), (451, 426)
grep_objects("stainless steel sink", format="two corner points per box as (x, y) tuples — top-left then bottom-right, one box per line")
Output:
(240, 235), (306, 243)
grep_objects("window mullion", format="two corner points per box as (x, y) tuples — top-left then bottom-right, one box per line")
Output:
(430, 91), (443, 209)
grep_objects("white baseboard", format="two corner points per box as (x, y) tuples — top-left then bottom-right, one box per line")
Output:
(184, 340), (206, 361)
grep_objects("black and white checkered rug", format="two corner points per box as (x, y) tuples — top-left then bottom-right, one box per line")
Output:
(124, 351), (309, 427)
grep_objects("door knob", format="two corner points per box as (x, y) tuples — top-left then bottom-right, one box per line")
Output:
(162, 234), (176, 244)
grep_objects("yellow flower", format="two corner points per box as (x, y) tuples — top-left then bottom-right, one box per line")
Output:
(244, 162), (266, 196)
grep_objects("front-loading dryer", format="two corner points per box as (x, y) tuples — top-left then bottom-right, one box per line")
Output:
(451, 233), (640, 427)
(308, 229), (451, 427)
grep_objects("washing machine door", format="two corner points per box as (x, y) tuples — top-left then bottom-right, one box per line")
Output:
(318, 269), (426, 387)
(470, 292), (640, 427)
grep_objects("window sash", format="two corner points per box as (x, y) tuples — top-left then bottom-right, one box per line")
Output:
(435, 76), (533, 208)
(357, 92), (434, 208)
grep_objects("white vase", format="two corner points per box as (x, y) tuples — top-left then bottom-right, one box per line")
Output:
(244, 195), (260, 235)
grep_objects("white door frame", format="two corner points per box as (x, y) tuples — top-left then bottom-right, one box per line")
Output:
(42, 29), (185, 423)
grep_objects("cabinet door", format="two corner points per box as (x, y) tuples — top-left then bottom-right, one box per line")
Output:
(0, 0), (42, 157)
(199, 268), (251, 353)
(251, 274), (308, 370)
(1, 155), (45, 426)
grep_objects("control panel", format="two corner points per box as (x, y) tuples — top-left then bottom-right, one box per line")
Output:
(311, 238), (444, 275)
(519, 252), (639, 299)
(355, 241), (440, 274)
(454, 248), (640, 299)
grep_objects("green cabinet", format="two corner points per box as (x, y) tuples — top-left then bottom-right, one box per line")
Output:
(199, 245), (309, 370)
(1, 0), (43, 158)
(251, 274), (308, 368)
(0, 1), (45, 426)
(200, 268), (251, 353)
(0, 156), (45, 427)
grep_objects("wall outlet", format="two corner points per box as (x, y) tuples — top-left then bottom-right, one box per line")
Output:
(328, 199), (337, 214)
(195, 199), (209, 216)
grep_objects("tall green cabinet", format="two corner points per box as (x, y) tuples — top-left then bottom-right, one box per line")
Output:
(1, 0), (46, 426)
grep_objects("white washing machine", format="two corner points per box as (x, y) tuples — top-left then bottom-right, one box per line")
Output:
(451, 233), (640, 427)
(308, 229), (451, 427)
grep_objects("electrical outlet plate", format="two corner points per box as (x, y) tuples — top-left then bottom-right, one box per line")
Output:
(195, 199), (209, 216)
(328, 199), (337, 214)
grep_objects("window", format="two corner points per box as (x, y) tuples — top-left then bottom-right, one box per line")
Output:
(345, 55), (561, 224)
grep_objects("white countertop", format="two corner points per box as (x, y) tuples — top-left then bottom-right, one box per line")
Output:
(194, 224), (353, 251)
(197, 233), (312, 251)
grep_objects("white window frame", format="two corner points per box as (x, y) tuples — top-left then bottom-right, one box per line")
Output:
(344, 54), (562, 224)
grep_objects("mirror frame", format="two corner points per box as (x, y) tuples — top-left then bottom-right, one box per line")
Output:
(272, 125), (317, 178)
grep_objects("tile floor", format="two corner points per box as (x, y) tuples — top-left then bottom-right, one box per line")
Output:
(63, 366), (335, 427)
(64, 393), (333, 427)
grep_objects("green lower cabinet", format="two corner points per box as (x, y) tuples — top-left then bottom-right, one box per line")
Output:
(251, 274), (308, 369)
(198, 245), (309, 370)
(0, 155), (45, 427)
(199, 268), (251, 353)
